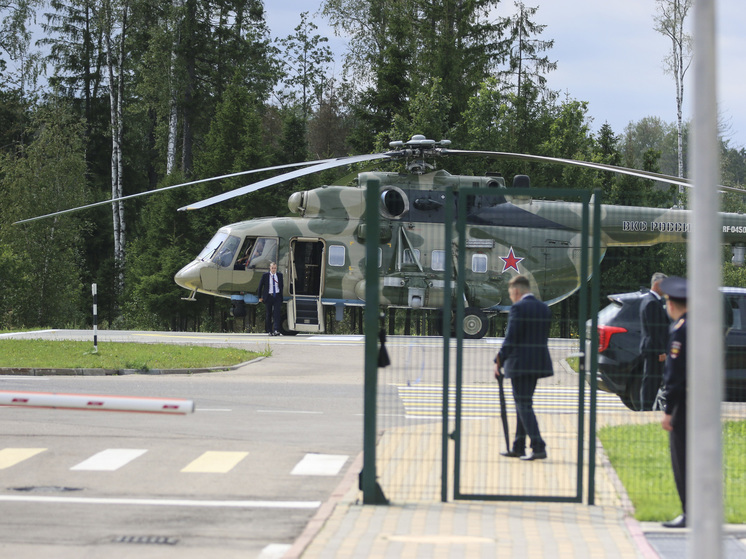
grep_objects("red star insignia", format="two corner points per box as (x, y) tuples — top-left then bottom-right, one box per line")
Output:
(500, 247), (524, 273)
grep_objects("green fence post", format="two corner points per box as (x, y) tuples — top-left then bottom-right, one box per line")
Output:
(362, 178), (388, 505)
(587, 188), (602, 504)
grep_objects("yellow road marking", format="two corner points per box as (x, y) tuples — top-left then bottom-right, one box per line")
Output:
(0, 448), (46, 470)
(181, 451), (248, 473)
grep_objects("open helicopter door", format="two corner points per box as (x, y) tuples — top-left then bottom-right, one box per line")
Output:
(287, 238), (325, 333)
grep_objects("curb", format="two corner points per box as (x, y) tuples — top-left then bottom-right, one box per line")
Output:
(283, 452), (363, 559)
(0, 356), (266, 376)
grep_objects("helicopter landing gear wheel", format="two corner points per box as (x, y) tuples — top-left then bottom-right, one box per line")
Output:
(463, 307), (488, 339)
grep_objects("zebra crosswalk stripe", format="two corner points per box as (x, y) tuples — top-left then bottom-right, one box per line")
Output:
(0, 448), (46, 470)
(394, 383), (629, 418)
(71, 449), (147, 471)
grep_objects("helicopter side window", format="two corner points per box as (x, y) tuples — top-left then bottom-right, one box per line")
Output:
(472, 254), (488, 273)
(197, 231), (228, 261)
(431, 250), (446, 271)
(328, 245), (346, 267)
(362, 248), (383, 268)
(247, 237), (278, 269)
(213, 235), (241, 268)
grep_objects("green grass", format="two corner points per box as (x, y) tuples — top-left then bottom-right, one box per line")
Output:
(0, 339), (264, 371)
(599, 421), (746, 523)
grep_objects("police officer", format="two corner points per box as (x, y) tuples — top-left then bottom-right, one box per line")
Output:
(659, 276), (688, 529)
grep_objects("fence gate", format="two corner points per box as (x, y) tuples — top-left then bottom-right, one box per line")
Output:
(446, 186), (601, 503)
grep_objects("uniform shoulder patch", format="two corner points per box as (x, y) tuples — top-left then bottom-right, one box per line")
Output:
(673, 318), (685, 330)
(670, 340), (682, 359)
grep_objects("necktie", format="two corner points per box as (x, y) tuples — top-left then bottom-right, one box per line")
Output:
(272, 274), (277, 295)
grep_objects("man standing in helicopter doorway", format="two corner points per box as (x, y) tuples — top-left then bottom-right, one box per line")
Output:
(258, 262), (284, 335)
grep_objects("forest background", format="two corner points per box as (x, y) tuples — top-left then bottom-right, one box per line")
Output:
(1, 0), (745, 334)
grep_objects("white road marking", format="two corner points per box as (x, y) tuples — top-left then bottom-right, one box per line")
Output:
(259, 544), (293, 558)
(0, 330), (56, 338)
(291, 453), (348, 476)
(71, 449), (147, 471)
(310, 336), (364, 341)
(0, 495), (320, 509)
(181, 451), (248, 473)
(257, 409), (322, 414)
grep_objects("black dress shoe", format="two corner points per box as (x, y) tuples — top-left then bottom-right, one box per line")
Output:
(662, 514), (686, 528)
(520, 450), (548, 461)
(500, 450), (524, 458)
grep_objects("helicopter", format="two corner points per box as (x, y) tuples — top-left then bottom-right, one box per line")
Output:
(170, 136), (746, 338)
(17, 135), (746, 339)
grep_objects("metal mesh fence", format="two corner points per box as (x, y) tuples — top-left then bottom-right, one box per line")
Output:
(368, 183), (746, 522)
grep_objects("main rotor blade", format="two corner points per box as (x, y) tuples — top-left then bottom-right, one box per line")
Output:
(443, 149), (746, 195)
(13, 159), (340, 225)
(178, 153), (392, 211)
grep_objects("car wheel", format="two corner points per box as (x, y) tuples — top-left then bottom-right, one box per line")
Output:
(621, 375), (643, 411)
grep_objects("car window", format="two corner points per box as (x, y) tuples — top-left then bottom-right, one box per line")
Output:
(728, 296), (743, 331)
(598, 301), (622, 324)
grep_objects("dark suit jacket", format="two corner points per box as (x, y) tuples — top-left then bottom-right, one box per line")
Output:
(639, 291), (669, 355)
(497, 294), (553, 379)
(258, 271), (284, 300)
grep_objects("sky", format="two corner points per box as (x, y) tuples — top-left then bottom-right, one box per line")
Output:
(264, 0), (746, 150)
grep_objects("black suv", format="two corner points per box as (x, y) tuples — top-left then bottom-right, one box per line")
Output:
(591, 287), (746, 410)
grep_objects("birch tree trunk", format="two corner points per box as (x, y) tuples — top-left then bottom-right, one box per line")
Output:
(654, 0), (693, 183)
(166, 0), (183, 175)
(104, 0), (128, 293)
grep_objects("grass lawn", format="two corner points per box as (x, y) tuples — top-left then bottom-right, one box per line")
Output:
(0, 339), (264, 371)
(599, 420), (746, 523)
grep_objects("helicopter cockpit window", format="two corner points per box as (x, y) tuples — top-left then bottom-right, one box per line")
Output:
(247, 237), (278, 269)
(328, 245), (346, 267)
(431, 250), (446, 271)
(235, 238), (255, 270)
(197, 231), (228, 261)
(213, 235), (241, 268)
(403, 249), (420, 265)
(472, 254), (488, 273)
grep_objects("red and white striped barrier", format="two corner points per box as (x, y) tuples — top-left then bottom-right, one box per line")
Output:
(0, 391), (194, 415)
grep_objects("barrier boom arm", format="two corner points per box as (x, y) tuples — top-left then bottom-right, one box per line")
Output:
(0, 391), (195, 415)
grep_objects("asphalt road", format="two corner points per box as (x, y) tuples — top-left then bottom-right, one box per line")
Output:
(0, 331), (367, 559)
(0, 330), (588, 558)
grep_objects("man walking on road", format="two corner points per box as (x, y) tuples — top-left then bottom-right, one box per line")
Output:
(494, 275), (554, 461)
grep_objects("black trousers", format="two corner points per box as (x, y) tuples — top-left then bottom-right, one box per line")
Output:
(264, 294), (282, 333)
(669, 403), (687, 513)
(511, 375), (546, 453)
(640, 353), (664, 411)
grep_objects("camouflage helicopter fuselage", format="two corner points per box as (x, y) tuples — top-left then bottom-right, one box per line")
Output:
(174, 169), (746, 338)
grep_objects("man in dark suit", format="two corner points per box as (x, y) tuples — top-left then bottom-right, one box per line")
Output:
(494, 275), (554, 460)
(659, 276), (688, 528)
(639, 272), (670, 410)
(257, 262), (284, 335)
